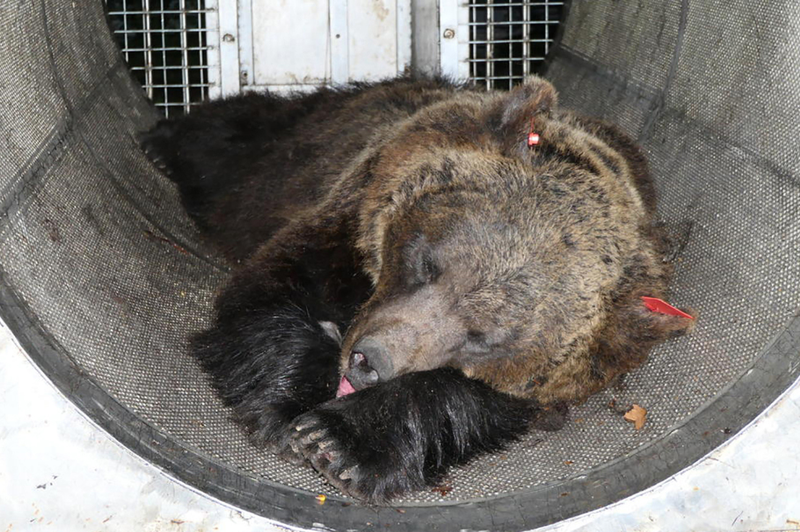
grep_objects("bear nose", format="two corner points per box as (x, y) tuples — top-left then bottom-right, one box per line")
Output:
(346, 350), (379, 390)
(345, 337), (393, 390)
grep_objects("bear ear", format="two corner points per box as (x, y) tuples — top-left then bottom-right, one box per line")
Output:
(495, 76), (558, 132)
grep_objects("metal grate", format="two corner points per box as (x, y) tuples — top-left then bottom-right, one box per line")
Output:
(468, 0), (563, 89)
(106, 0), (214, 117)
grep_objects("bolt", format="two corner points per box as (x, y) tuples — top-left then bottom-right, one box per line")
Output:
(222, 33), (235, 43)
(443, 28), (455, 39)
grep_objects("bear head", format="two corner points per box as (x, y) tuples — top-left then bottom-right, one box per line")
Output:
(337, 77), (692, 400)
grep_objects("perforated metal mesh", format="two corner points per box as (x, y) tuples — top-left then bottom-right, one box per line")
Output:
(468, 0), (563, 89)
(1, 0), (799, 517)
(105, 0), (213, 116)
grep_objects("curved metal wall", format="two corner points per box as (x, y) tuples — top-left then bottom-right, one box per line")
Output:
(1, 1), (798, 530)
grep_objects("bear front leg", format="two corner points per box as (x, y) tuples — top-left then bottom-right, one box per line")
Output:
(290, 368), (537, 503)
(193, 302), (342, 461)
(193, 224), (371, 460)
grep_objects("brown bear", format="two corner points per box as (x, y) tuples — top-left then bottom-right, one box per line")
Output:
(142, 76), (694, 503)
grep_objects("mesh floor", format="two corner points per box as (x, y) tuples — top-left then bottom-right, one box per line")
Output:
(1, 0), (799, 511)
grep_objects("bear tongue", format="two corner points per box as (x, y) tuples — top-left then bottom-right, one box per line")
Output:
(336, 375), (356, 398)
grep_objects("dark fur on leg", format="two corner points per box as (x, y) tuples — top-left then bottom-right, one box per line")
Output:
(193, 223), (372, 458)
(290, 368), (538, 503)
(193, 305), (341, 460)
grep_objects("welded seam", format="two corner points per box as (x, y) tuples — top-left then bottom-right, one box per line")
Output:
(638, 0), (690, 142)
(2, 0), (227, 272)
(550, 45), (661, 107)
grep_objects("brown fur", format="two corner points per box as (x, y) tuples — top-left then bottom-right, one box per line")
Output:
(224, 76), (694, 405)
(145, 76), (696, 502)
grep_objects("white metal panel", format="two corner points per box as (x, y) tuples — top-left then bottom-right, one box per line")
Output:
(410, 0), (441, 76)
(243, 0), (411, 91)
(396, 0), (412, 75)
(237, 0), (255, 89)
(206, 2), (223, 99)
(347, 0), (398, 81)
(251, 0), (330, 87)
(218, 0), (241, 95)
(439, 0), (461, 79)
(329, 0), (350, 84)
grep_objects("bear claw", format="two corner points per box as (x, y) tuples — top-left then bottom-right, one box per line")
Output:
(290, 412), (369, 498)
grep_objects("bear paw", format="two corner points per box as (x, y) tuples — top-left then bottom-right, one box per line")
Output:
(289, 408), (410, 503)
(289, 412), (369, 498)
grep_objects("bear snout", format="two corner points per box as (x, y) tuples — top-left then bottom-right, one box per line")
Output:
(344, 337), (394, 391)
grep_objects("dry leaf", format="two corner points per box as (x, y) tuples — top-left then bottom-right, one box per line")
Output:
(315, 494), (327, 505)
(624, 404), (647, 430)
(432, 483), (453, 497)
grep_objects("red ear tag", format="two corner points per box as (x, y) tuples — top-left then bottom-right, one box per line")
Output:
(641, 296), (694, 319)
(527, 117), (540, 147)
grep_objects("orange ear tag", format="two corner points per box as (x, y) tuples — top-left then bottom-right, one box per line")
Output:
(641, 297), (694, 319)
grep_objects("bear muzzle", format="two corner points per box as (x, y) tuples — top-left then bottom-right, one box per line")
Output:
(339, 337), (395, 396)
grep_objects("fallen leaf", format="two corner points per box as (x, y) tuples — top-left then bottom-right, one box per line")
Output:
(315, 494), (327, 505)
(624, 404), (647, 430)
(432, 483), (453, 497)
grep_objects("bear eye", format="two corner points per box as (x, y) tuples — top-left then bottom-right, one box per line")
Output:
(466, 330), (487, 346)
(406, 240), (441, 288)
(418, 254), (440, 284)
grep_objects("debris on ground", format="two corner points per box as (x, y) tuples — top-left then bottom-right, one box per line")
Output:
(624, 404), (647, 430)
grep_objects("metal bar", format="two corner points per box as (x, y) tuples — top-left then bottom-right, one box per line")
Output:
(487, 0), (494, 89)
(470, 3), (477, 82)
(464, 1), (562, 6)
(199, 4), (206, 101)
(544, 0), (550, 57)
(142, 84), (212, 88)
(112, 28), (208, 33)
(160, 0), (168, 116)
(466, 38), (552, 44)
(116, 47), (210, 52)
(466, 39), (554, 45)
(128, 65), (209, 70)
(470, 75), (528, 81)
(106, 0), (212, 114)
(142, 0), (154, 102)
(180, 0), (190, 115)
(107, 10), (209, 15)
(507, 0), (513, 89)
(467, 56), (546, 62)
(121, 0), (129, 65)
(522, 0), (530, 80)
(465, 20), (560, 26)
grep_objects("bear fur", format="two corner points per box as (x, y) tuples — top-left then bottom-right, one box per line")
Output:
(142, 76), (694, 503)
